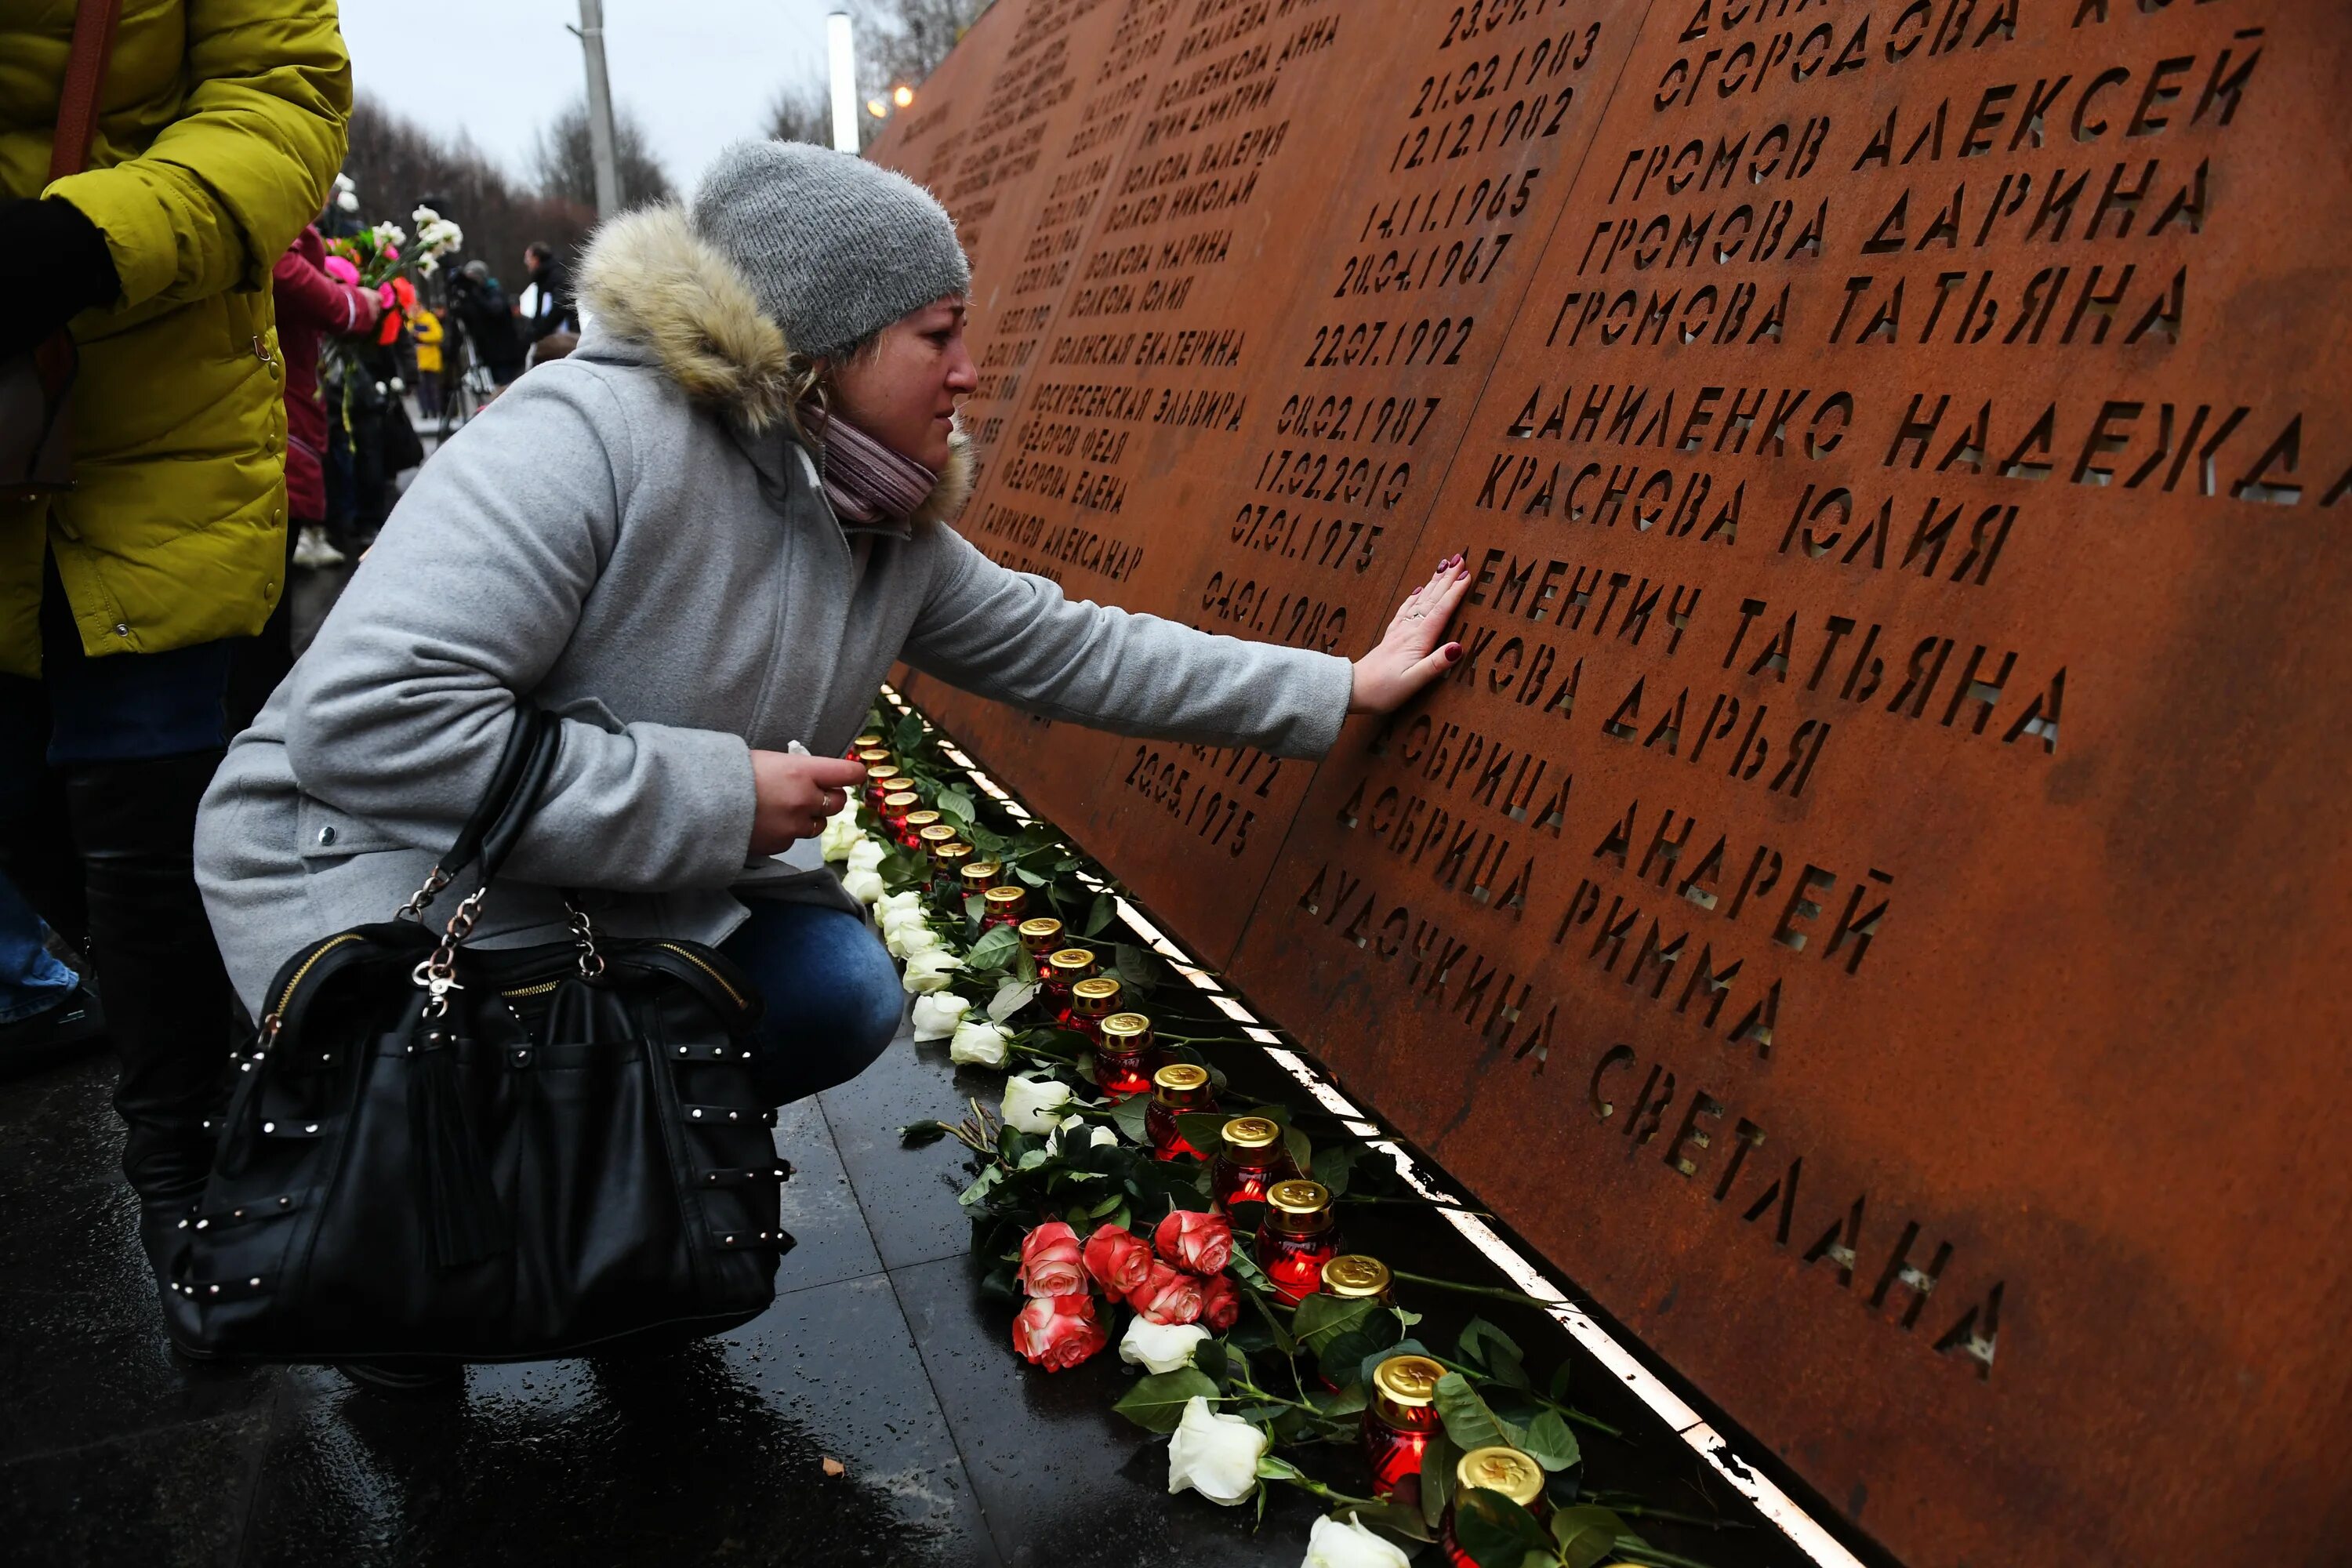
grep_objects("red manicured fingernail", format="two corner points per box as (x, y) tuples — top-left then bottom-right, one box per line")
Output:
(1443, 643), (1462, 662)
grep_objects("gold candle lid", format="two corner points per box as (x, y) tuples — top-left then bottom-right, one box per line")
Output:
(1071, 975), (1123, 1014)
(1221, 1115), (1280, 1152)
(917, 824), (960, 849)
(934, 842), (975, 869)
(867, 763), (902, 786)
(1100, 1011), (1152, 1045)
(1372, 1354), (1445, 1408)
(1455, 1446), (1545, 1508)
(1266, 1178), (1331, 1232)
(1048, 947), (1096, 978)
(1322, 1254), (1391, 1299)
(964, 860), (1005, 888)
(857, 747), (892, 765)
(1153, 1062), (1208, 1098)
(881, 789), (920, 813)
(982, 884), (1026, 909)
(852, 733), (884, 750)
(1018, 916), (1064, 952)
(902, 809), (942, 833)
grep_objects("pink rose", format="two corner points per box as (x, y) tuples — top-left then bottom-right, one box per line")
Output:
(324, 255), (360, 285)
(1011, 1293), (1108, 1370)
(1083, 1223), (1154, 1302)
(1154, 1208), (1234, 1275)
(1199, 1272), (1242, 1332)
(1018, 1221), (1088, 1298)
(1131, 1261), (1205, 1326)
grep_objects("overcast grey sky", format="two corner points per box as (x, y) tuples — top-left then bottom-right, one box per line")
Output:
(339, 1), (840, 191)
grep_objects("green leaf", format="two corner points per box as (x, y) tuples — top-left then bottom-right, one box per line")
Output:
(1546, 1359), (1573, 1404)
(1550, 1506), (1637, 1568)
(1458, 1318), (1533, 1392)
(1086, 889), (1116, 936)
(1111, 1368), (1218, 1434)
(1174, 1111), (1231, 1158)
(968, 822), (1008, 855)
(898, 1120), (953, 1148)
(1292, 1292), (1379, 1355)
(1311, 1142), (1358, 1198)
(1452, 1489), (1555, 1568)
(1434, 1373), (1523, 1453)
(964, 924), (1022, 974)
(1111, 1095), (1152, 1145)
(1334, 1498), (1437, 1545)
(935, 788), (977, 824)
(988, 978), (1040, 1022)
(1014, 864), (1047, 887)
(1192, 1338), (1229, 1387)
(1112, 942), (1159, 993)
(1310, 1383), (1367, 1420)
(1516, 1410), (1581, 1472)
(1283, 1125), (1313, 1176)
(1420, 1429), (1461, 1533)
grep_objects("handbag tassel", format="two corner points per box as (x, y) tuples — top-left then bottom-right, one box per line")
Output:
(408, 1030), (511, 1269)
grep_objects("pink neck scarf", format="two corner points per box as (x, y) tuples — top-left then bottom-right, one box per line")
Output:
(808, 411), (937, 525)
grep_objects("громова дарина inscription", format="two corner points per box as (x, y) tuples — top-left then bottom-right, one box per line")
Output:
(869, 2), (2352, 1563)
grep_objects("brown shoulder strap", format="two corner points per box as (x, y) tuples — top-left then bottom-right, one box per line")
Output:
(48, 0), (125, 183)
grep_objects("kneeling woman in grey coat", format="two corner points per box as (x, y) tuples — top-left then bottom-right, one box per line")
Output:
(194, 142), (1469, 1108)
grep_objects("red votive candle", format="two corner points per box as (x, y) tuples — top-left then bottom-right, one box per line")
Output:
(895, 808), (940, 850)
(962, 860), (1004, 899)
(1018, 916), (1064, 959)
(979, 883), (1025, 931)
(1363, 1354), (1445, 1497)
(1258, 1178), (1339, 1305)
(1210, 1116), (1294, 1210)
(1443, 1446), (1548, 1566)
(1045, 948), (1096, 1018)
(848, 733), (884, 758)
(880, 789), (920, 837)
(1093, 1011), (1155, 1099)
(1146, 1062), (1214, 1160)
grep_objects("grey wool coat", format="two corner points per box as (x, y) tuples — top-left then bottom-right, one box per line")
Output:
(194, 204), (1354, 1017)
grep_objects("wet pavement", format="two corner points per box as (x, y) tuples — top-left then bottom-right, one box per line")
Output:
(0, 931), (1865, 1566)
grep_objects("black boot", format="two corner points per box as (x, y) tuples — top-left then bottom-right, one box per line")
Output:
(62, 751), (237, 1265)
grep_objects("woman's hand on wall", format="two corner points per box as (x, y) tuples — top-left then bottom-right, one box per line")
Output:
(1348, 554), (1470, 714)
(749, 751), (869, 857)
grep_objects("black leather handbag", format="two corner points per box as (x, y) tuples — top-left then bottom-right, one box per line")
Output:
(165, 706), (793, 1365)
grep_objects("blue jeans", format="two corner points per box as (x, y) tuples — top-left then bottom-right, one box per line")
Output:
(719, 900), (905, 1106)
(0, 873), (74, 1025)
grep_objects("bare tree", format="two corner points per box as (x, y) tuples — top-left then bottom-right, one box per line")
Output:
(765, 80), (833, 147)
(342, 94), (592, 292)
(532, 96), (677, 212)
(861, 0), (992, 93)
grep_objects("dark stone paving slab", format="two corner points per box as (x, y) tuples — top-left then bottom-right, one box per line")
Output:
(1, 1406), (275, 1568)
(819, 1030), (996, 1273)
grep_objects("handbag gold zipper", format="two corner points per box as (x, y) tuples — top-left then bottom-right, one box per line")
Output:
(270, 932), (365, 1019)
(502, 979), (561, 999)
(658, 942), (748, 1010)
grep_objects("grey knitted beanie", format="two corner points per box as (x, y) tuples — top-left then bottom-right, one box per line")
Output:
(691, 140), (970, 360)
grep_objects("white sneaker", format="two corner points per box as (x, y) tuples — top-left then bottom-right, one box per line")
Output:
(292, 526), (346, 568)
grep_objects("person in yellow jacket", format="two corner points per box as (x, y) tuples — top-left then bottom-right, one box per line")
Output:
(0, 0), (349, 1269)
(409, 301), (446, 422)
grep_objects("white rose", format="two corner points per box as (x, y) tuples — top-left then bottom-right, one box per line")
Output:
(887, 923), (942, 960)
(816, 811), (864, 862)
(910, 993), (969, 1042)
(1301, 1515), (1411, 1568)
(841, 867), (886, 905)
(877, 889), (924, 920)
(999, 1075), (1073, 1134)
(880, 904), (930, 939)
(948, 1018), (1011, 1068)
(845, 837), (885, 874)
(1119, 1317), (1209, 1375)
(901, 948), (961, 994)
(1044, 1123), (1117, 1156)
(1166, 1397), (1268, 1506)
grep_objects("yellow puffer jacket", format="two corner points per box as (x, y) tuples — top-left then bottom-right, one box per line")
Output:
(0, 0), (350, 677)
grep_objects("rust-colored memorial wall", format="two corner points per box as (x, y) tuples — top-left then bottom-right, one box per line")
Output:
(866, 2), (2352, 1561)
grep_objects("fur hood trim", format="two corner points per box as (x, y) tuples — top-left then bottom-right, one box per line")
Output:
(579, 203), (975, 526)
(579, 205), (798, 434)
